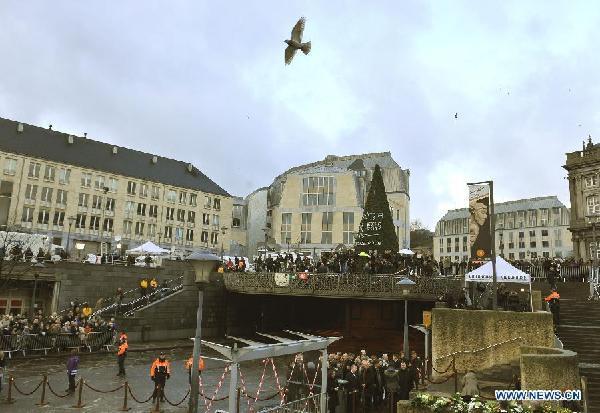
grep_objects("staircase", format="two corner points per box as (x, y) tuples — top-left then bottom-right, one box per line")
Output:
(555, 282), (600, 412)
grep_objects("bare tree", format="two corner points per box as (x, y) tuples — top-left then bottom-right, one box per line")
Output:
(0, 227), (49, 291)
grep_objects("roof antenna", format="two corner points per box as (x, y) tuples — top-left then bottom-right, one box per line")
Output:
(48, 124), (53, 130)
(84, 132), (87, 138)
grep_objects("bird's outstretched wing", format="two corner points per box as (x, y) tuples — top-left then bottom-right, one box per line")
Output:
(291, 17), (305, 42)
(285, 45), (297, 65)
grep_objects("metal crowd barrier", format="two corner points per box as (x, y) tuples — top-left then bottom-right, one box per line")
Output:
(0, 331), (116, 358)
(259, 393), (322, 413)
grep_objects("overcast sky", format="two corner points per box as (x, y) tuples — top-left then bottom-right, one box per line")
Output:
(1, 1), (597, 228)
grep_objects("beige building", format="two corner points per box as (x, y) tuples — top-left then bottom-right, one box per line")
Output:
(0, 117), (239, 256)
(564, 137), (600, 259)
(434, 196), (572, 262)
(263, 152), (410, 256)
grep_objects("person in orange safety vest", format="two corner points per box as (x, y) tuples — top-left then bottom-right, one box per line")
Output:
(544, 289), (560, 329)
(150, 352), (171, 403)
(185, 355), (205, 384)
(116, 338), (128, 377)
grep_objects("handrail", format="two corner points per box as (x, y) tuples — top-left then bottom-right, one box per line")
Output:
(435, 336), (524, 361)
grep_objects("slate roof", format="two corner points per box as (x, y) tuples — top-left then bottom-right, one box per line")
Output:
(0, 117), (229, 196)
(440, 196), (567, 221)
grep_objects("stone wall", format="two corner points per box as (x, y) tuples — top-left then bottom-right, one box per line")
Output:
(520, 346), (580, 392)
(432, 308), (554, 374)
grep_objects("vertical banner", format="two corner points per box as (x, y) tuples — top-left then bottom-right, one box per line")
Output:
(468, 183), (492, 260)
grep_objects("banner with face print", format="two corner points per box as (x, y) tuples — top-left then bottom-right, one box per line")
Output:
(468, 184), (491, 260)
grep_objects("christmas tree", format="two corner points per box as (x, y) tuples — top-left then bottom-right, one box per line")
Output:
(355, 164), (399, 253)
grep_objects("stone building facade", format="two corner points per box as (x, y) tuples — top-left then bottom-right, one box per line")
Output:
(434, 196), (572, 262)
(263, 152), (410, 256)
(0, 117), (240, 256)
(564, 137), (600, 260)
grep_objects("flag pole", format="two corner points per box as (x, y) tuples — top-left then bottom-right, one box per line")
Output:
(489, 180), (498, 310)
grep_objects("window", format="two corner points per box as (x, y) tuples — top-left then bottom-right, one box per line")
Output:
(210, 232), (218, 245)
(454, 237), (460, 252)
(9, 299), (22, 315)
(554, 229), (562, 247)
(123, 220), (132, 235)
(59, 168), (71, 184)
(540, 209), (548, 226)
(127, 181), (137, 195)
(543, 251), (550, 258)
(166, 207), (174, 220)
(188, 211), (196, 223)
(124, 201), (135, 214)
(164, 226), (172, 238)
(94, 175), (105, 191)
(321, 212), (333, 244)
(151, 186), (160, 200)
(529, 230), (536, 237)
(108, 177), (118, 192)
(25, 184), (38, 200)
(4, 158), (17, 175)
(518, 232), (524, 239)
(186, 229), (194, 241)
(105, 198), (115, 211)
(177, 209), (186, 222)
(213, 198), (221, 210)
(21, 207), (34, 222)
(137, 203), (146, 216)
(166, 190), (177, 203)
(37, 208), (50, 224)
(517, 211), (525, 228)
(528, 211), (537, 227)
(530, 241), (536, 248)
(542, 240), (550, 248)
(149, 205), (158, 218)
(530, 251), (538, 259)
(463, 236), (468, 252)
(509, 253), (515, 260)
(179, 192), (187, 204)
(175, 227), (184, 241)
(76, 214), (87, 229)
(212, 214), (220, 228)
(518, 241), (525, 249)
(202, 213), (210, 225)
(92, 195), (103, 209)
(232, 217), (241, 228)
(301, 213), (312, 243)
(586, 175), (598, 187)
(103, 218), (113, 232)
(588, 196), (600, 215)
(232, 205), (243, 228)
(201, 231), (209, 243)
(204, 196), (212, 208)
(189, 194), (197, 206)
(56, 189), (67, 205)
(41, 187), (53, 202)
(446, 238), (452, 253)
(147, 223), (156, 237)
(541, 229), (549, 237)
(135, 222), (145, 236)
(302, 176), (335, 206)
(281, 213), (292, 244)
(44, 165), (55, 181)
(89, 216), (100, 231)
(81, 172), (92, 187)
(139, 184), (148, 198)
(78, 193), (89, 207)
(519, 252), (526, 259)
(28, 162), (41, 178)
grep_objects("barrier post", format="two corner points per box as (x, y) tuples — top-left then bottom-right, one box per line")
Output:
(119, 382), (131, 411)
(37, 374), (48, 406)
(6, 376), (15, 404)
(453, 355), (458, 394)
(72, 378), (85, 408)
(151, 385), (161, 413)
(236, 386), (241, 413)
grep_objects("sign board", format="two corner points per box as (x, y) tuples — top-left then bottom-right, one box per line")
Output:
(468, 184), (492, 260)
(423, 311), (431, 329)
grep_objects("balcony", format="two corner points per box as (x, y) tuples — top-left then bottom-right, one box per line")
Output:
(223, 273), (462, 301)
(21, 221), (32, 229)
(55, 203), (66, 210)
(77, 206), (89, 213)
(105, 210), (114, 217)
(24, 198), (36, 206)
(37, 223), (49, 230)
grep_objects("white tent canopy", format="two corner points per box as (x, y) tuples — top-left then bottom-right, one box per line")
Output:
(399, 248), (415, 255)
(125, 241), (170, 255)
(464, 256), (530, 284)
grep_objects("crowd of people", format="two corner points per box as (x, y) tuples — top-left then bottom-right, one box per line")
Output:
(286, 349), (424, 412)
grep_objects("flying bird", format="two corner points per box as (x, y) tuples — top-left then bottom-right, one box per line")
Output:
(454, 113), (458, 119)
(284, 17), (311, 65)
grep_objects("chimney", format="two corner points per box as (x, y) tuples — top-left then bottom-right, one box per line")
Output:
(67, 135), (74, 144)
(152, 156), (158, 164)
(187, 163), (193, 172)
(48, 124), (53, 130)
(112, 146), (118, 155)
(16, 123), (24, 133)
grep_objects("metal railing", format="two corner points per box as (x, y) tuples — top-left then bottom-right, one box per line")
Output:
(0, 330), (116, 358)
(224, 272), (462, 299)
(259, 393), (322, 413)
(121, 279), (185, 317)
(440, 263), (592, 282)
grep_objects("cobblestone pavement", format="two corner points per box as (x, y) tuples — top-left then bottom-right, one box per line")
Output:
(0, 344), (296, 412)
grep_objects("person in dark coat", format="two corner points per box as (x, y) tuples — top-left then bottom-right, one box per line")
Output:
(397, 361), (413, 400)
(409, 351), (423, 390)
(66, 350), (80, 394)
(359, 360), (377, 410)
(327, 369), (339, 413)
(346, 364), (359, 412)
(384, 366), (399, 407)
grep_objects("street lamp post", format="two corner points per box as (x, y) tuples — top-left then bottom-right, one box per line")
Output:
(220, 226), (228, 259)
(398, 277), (416, 356)
(186, 252), (220, 413)
(30, 262), (45, 317)
(66, 216), (76, 258)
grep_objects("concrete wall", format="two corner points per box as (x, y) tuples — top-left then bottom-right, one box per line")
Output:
(431, 308), (554, 374)
(520, 346), (580, 392)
